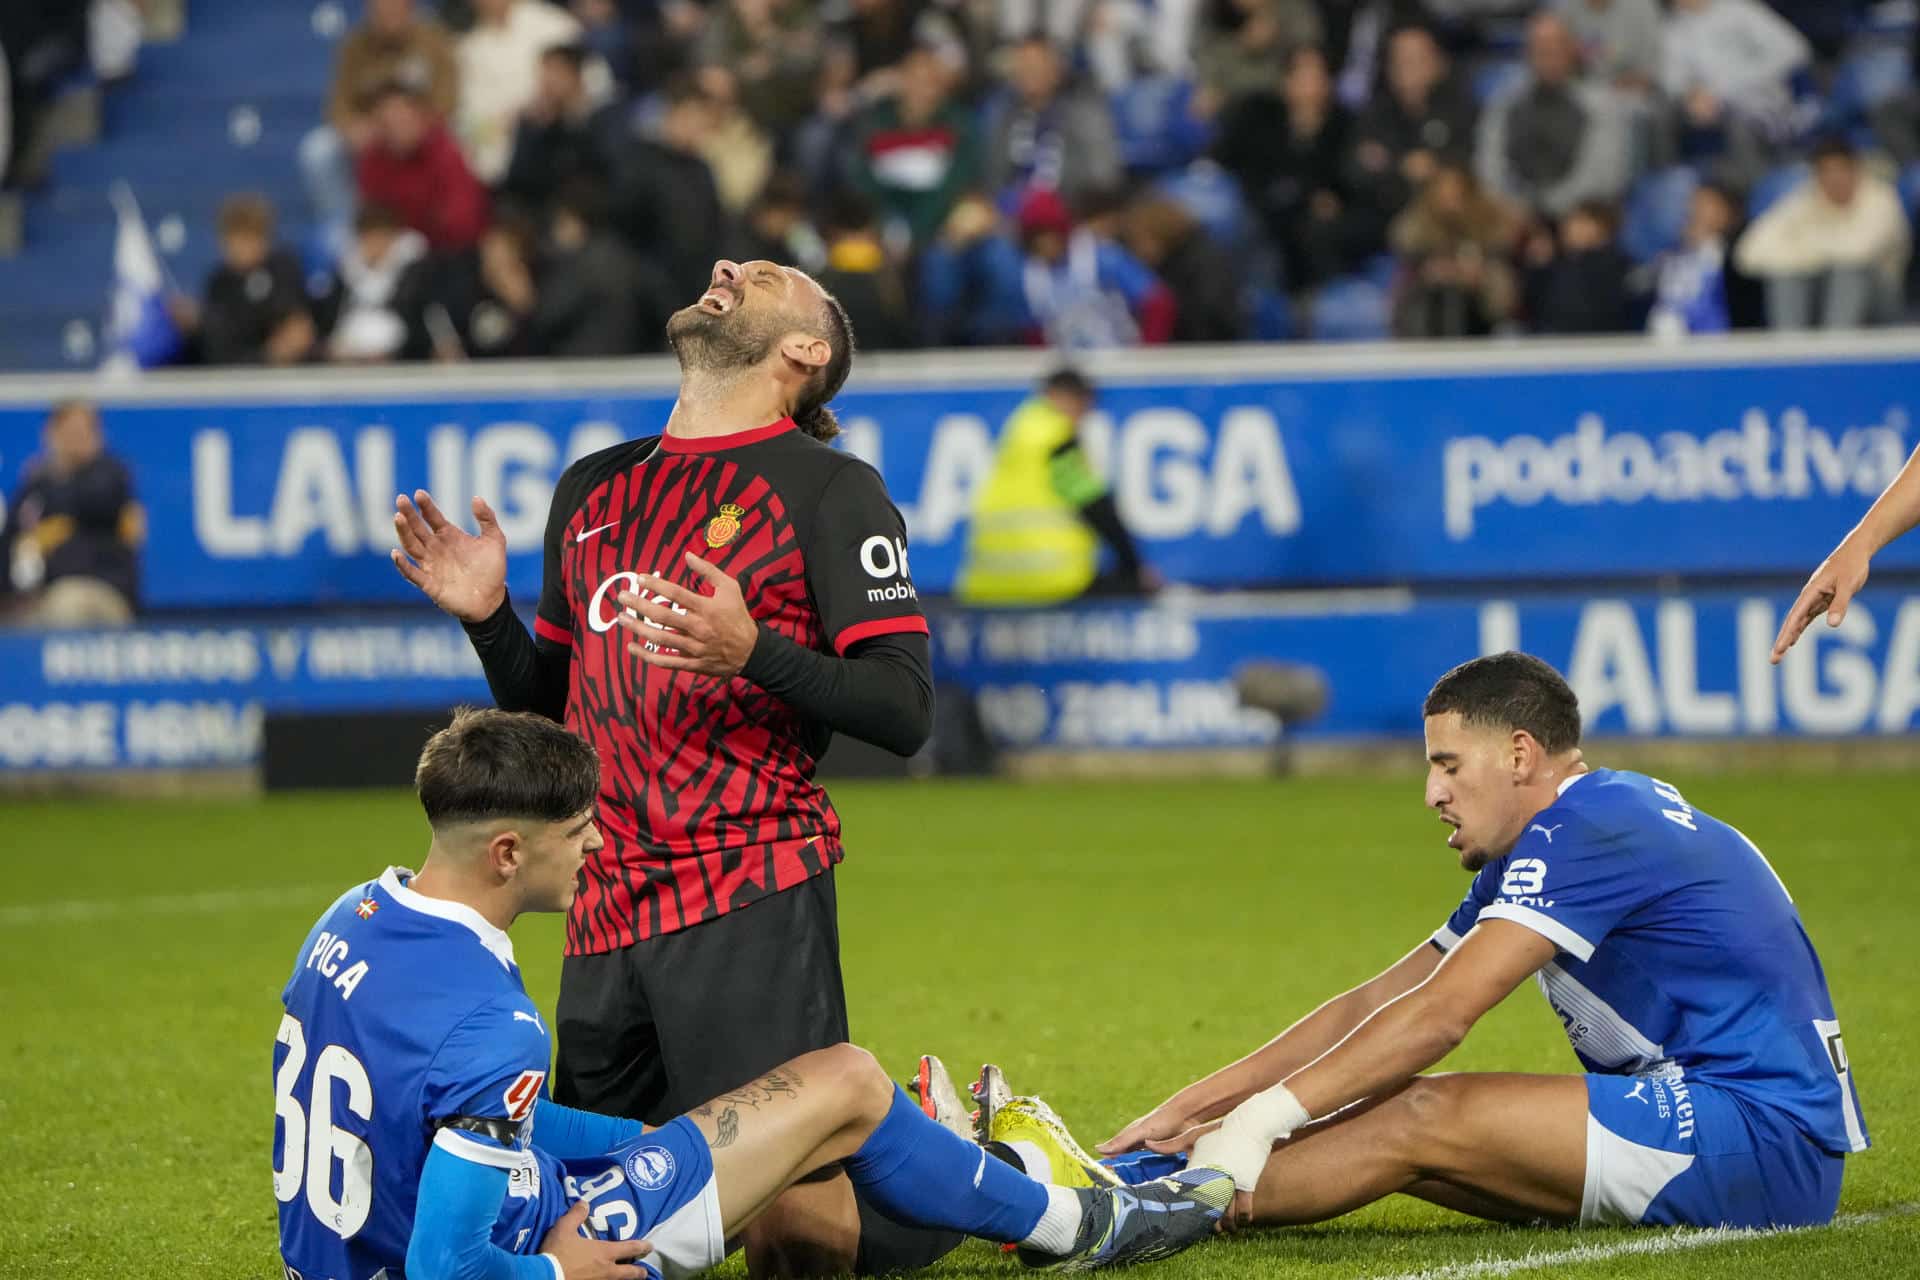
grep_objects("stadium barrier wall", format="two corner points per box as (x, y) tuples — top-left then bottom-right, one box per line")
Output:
(3, 586), (1919, 772)
(3, 335), (1920, 607)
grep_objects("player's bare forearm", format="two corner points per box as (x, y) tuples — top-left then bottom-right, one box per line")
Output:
(1168, 942), (1442, 1122)
(1854, 442), (1920, 553)
(1281, 923), (1551, 1120)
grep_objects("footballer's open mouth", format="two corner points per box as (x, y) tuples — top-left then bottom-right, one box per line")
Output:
(1440, 814), (1462, 848)
(698, 284), (741, 315)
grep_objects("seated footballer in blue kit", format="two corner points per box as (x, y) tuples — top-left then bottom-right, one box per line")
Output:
(273, 708), (1233, 1280)
(966, 653), (1868, 1251)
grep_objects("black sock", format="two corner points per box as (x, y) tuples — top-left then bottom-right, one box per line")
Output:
(853, 1190), (967, 1276)
(983, 1140), (1027, 1174)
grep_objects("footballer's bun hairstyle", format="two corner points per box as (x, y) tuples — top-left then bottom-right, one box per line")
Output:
(415, 707), (600, 828)
(794, 290), (855, 443)
(1422, 651), (1582, 754)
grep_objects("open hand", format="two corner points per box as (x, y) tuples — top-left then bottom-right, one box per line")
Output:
(538, 1199), (653, 1280)
(615, 552), (758, 677)
(390, 491), (508, 623)
(1098, 1106), (1197, 1156)
(1772, 539), (1871, 663)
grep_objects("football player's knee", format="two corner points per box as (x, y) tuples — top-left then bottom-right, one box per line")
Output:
(820, 1043), (892, 1121)
(1394, 1076), (1475, 1171)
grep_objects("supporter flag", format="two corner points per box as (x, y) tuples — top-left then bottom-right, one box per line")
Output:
(102, 183), (182, 374)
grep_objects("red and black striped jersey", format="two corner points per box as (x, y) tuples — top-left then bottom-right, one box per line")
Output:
(534, 417), (927, 953)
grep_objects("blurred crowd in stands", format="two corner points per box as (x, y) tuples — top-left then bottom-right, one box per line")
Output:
(30, 0), (1920, 362)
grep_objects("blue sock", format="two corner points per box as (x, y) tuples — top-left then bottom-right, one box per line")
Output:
(843, 1086), (1049, 1242)
(1100, 1149), (1187, 1186)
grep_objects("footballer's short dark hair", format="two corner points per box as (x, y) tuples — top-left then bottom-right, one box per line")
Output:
(415, 708), (599, 828)
(1423, 652), (1582, 754)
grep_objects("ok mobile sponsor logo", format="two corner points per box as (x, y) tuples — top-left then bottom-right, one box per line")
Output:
(1442, 407), (1910, 538)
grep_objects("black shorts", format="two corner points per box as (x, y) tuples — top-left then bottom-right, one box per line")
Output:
(551, 870), (849, 1124)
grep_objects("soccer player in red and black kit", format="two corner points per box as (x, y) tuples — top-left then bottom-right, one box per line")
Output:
(390, 259), (953, 1275)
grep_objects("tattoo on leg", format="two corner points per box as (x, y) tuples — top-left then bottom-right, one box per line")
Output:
(712, 1106), (740, 1149)
(711, 1067), (805, 1112)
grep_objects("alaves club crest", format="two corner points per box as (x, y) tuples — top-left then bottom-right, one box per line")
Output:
(705, 503), (745, 549)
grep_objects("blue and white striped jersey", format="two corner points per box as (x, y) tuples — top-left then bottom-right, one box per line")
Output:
(1435, 769), (1868, 1156)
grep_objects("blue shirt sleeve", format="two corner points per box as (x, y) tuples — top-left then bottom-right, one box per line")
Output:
(531, 1098), (647, 1159)
(1474, 812), (1650, 962)
(422, 995), (554, 1164)
(1095, 242), (1158, 310)
(1432, 864), (1500, 952)
(406, 1143), (560, 1280)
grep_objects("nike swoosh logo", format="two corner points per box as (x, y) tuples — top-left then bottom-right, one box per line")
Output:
(576, 521), (619, 544)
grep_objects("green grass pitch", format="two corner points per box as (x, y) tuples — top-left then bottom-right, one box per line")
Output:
(3, 771), (1916, 1278)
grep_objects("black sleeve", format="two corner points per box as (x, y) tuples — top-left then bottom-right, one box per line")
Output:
(457, 454), (591, 722)
(804, 458), (929, 656)
(460, 593), (570, 721)
(742, 629), (933, 757)
(1079, 492), (1144, 578)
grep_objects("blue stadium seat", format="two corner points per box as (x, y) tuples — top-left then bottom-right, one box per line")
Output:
(1471, 59), (1526, 105)
(1900, 164), (1920, 225)
(1823, 44), (1913, 132)
(1748, 165), (1809, 219)
(1152, 161), (1252, 256)
(1622, 167), (1700, 264)
(1311, 277), (1392, 342)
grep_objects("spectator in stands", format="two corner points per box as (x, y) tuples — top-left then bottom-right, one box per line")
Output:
(728, 171), (825, 270)
(305, 0), (460, 255)
(457, 0), (585, 184)
(422, 214), (542, 358)
(174, 194), (316, 367)
(1122, 194), (1248, 342)
(1217, 44), (1362, 293)
(500, 42), (622, 217)
(609, 76), (727, 301)
(847, 36), (980, 248)
(984, 35), (1122, 208)
(1871, 21), (1920, 169)
(314, 203), (433, 363)
(815, 188), (915, 350)
(1012, 186), (1174, 348)
(692, 70), (776, 214)
(1735, 136), (1911, 331)
(1647, 182), (1762, 337)
(529, 180), (674, 355)
(1554, 0), (1661, 97)
(1523, 198), (1640, 333)
(1321, 0), (1437, 112)
(1, 401), (142, 627)
(1191, 0), (1323, 115)
(916, 194), (1030, 346)
(0, 3), (86, 190)
(1660, 0), (1810, 186)
(1476, 11), (1633, 219)
(1390, 162), (1521, 337)
(1764, 0), (1871, 63)
(359, 79), (491, 252)
(1346, 25), (1477, 246)
(695, 0), (824, 140)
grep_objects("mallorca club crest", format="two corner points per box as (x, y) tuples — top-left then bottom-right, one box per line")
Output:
(705, 502), (745, 549)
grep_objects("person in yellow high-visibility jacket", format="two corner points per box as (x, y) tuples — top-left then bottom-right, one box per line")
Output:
(956, 368), (1155, 605)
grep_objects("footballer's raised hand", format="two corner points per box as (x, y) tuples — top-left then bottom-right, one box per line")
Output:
(390, 491), (508, 623)
(615, 552), (758, 678)
(1771, 539), (1871, 664)
(538, 1199), (653, 1280)
(1099, 1106), (1199, 1156)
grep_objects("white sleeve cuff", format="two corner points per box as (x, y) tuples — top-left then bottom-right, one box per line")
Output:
(432, 1125), (524, 1170)
(1430, 923), (1463, 952)
(540, 1252), (565, 1280)
(1477, 902), (1597, 962)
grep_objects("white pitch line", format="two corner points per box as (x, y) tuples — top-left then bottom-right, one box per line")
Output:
(1378, 1204), (1918, 1280)
(0, 884), (341, 928)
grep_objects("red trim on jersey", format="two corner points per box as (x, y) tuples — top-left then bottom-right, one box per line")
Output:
(660, 418), (798, 454)
(833, 614), (930, 655)
(534, 615), (572, 647)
